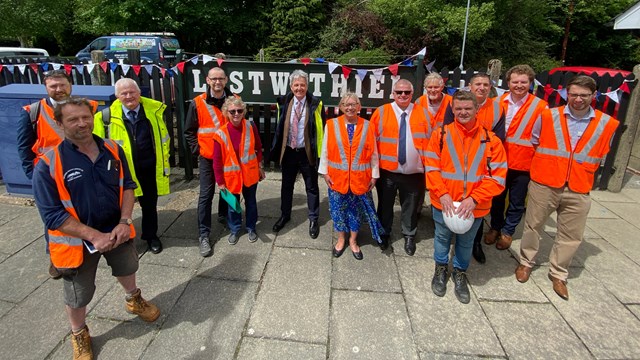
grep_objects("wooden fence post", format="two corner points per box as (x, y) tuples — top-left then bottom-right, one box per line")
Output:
(609, 64), (640, 192)
(90, 51), (108, 85)
(487, 59), (502, 97)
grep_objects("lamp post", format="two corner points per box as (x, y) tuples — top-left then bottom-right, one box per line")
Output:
(459, 0), (471, 70)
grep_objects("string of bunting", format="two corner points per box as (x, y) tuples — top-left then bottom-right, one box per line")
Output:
(531, 78), (634, 105)
(0, 60), (174, 78)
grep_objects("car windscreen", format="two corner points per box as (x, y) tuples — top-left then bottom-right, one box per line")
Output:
(160, 38), (180, 51)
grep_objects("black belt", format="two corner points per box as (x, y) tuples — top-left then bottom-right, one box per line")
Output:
(287, 146), (305, 152)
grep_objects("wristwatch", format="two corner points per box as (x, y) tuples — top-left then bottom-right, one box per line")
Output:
(119, 218), (133, 225)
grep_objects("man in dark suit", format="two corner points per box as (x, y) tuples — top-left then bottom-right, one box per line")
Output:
(270, 70), (326, 238)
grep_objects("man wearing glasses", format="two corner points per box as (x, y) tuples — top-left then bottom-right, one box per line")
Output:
(184, 67), (235, 257)
(16, 69), (97, 279)
(515, 75), (619, 300)
(371, 79), (433, 255)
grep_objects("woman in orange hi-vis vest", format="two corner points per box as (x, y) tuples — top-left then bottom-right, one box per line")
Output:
(318, 92), (383, 261)
(212, 97), (265, 246)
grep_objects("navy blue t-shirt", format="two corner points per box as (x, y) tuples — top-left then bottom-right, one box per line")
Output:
(33, 135), (137, 234)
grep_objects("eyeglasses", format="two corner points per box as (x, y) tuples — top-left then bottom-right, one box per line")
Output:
(208, 77), (226, 82)
(567, 93), (593, 100)
(228, 109), (243, 115)
(342, 102), (359, 108)
(394, 90), (412, 95)
(43, 69), (70, 80)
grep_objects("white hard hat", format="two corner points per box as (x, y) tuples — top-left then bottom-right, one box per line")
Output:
(443, 202), (474, 234)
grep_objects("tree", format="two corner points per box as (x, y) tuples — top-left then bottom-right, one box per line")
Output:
(0, 0), (69, 47)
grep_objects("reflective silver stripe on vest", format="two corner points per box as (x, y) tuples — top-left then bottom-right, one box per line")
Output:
(440, 130), (487, 184)
(424, 165), (440, 172)
(162, 133), (170, 144)
(491, 175), (506, 186)
(535, 108), (571, 159)
(413, 132), (428, 139)
(216, 130), (241, 171)
(351, 121), (372, 171)
(424, 151), (439, 160)
(573, 113), (611, 165)
(48, 234), (83, 246)
(42, 104), (64, 139)
(197, 128), (216, 134)
(240, 121), (257, 163)
(376, 105), (385, 141)
(507, 96), (541, 146)
(379, 136), (397, 145)
(205, 102), (222, 128)
(421, 106), (432, 136)
(328, 119), (349, 171)
(492, 98), (501, 129)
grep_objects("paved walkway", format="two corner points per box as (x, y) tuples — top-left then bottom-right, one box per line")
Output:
(1, 170), (640, 359)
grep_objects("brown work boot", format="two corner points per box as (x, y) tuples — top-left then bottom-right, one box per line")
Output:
(484, 229), (500, 245)
(126, 288), (160, 322)
(49, 261), (62, 280)
(496, 233), (513, 250)
(71, 325), (93, 360)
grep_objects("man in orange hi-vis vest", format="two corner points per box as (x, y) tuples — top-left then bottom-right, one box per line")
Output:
(485, 64), (548, 251)
(415, 72), (452, 127)
(371, 79), (433, 256)
(515, 76), (619, 300)
(32, 98), (160, 360)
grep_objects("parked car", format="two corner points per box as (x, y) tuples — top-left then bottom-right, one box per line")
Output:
(75, 32), (183, 63)
(0, 47), (49, 59)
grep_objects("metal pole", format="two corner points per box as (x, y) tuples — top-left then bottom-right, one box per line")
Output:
(459, 0), (471, 70)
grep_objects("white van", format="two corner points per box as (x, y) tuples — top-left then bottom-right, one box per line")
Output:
(0, 47), (49, 58)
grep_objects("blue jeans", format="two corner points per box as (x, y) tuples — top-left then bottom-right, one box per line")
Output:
(433, 208), (483, 271)
(227, 183), (258, 235)
(489, 169), (530, 236)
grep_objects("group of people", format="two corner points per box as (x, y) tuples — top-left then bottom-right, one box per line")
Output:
(17, 64), (618, 359)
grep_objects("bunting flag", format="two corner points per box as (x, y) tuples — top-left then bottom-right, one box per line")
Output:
(315, 58), (325, 63)
(372, 68), (384, 81)
(425, 59), (436, 72)
(6, 65), (14, 74)
(17, 64), (26, 74)
(446, 87), (456, 95)
(328, 62), (339, 74)
(595, 90), (601, 100)
(216, 58), (224, 67)
(495, 87), (507, 97)
(342, 66), (352, 79)
(132, 65), (141, 76)
(176, 61), (185, 73)
(64, 64), (73, 75)
(0, 64), (3, 74)
(417, 47), (427, 56)
(300, 57), (311, 66)
(557, 88), (567, 101)
(41, 62), (49, 71)
(144, 64), (154, 75)
(401, 58), (413, 66)
(121, 64), (131, 75)
(86, 64), (96, 74)
(202, 55), (213, 64)
(76, 64), (84, 75)
(100, 62), (108, 73)
(109, 62), (118, 72)
(606, 90), (619, 104)
(52, 63), (62, 70)
(285, 59), (297, 64)
(29, 63), (39, 74)
(356, 69), (368, 81)
(190, 56), (199, 65)
(160, 67), (166, 77)
(388, 63), (399, 76)
(620, 81), (631, 93)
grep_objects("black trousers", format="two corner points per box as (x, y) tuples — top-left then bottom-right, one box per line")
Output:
(376, 170), (425, 237)
(197, 156), (228, 237)
(137, 166), (159, 242)
(280, 147), (319, 221)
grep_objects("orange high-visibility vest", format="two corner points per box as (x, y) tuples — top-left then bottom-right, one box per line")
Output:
(477, 97), (503, 133)
(41, 139), (135, 270)
(416, 93), (452, 127)
(501, 93), (548, 171)
(370, 103), (433, 172)
(213, 121), (260, 194)
(425, 121), (508, 218)
(194, 93), (228, 159)
(24, 99), (98, 165)
(530, 107), (619, 194)
(326, 116), (376, 195)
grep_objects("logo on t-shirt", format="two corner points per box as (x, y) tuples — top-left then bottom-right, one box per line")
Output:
(64, 168), (84, 182)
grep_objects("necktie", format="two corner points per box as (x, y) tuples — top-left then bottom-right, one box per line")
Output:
(398, 112), (407, 165)
(347, 123), (355, 144)
(127, 110), (136, 123)
(290, 101), (302, 148)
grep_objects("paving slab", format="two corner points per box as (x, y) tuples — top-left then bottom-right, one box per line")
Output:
(139, 236), (205, 270)
(588, 218), (640, 260)
(329, 290), (418, 359)
(574, 239), (640, 303)
(599, 201), (640, 230)
(482, 302), (592, 359)
(418, 353), (490, 360)
(396, 256), (503, 357)
(247, 247), (331, 344)
(157, 208), (201, 240)
(237, 337), (326, 360)
(586, 200), (619, 219)
(89, 263), (193, 323)
(0, 207), (43, 254)
(273, 212), (333, 250)
(531, 269), (640, 359)
(0, 240), (49, 302)
(0, 299), (14, 319)
(619, 187), (640, 203)
(0, 279), (69, 360)
(628, 305), (640, 320)
(590, 189), (638, 203)
(50, 318), (157, 360)
(198, 222), (273, 282)
(543, 215), (601, 240)
(143, 277), (257, 360)
(331, 234), (401, 293)
(0, 251), (9, 263)
(0, 203), (32, 226)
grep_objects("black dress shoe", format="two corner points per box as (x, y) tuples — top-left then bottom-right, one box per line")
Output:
(333, 245), (346, 258)
(404, 236), (416, 256)
(472, 242), (486, 264)
(379, 236), (389, 251)
(148, 238), (163, 254)
(309, 220), (319, 239)
(272, 216), (290, 232)
(352, 250), (363, 260)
